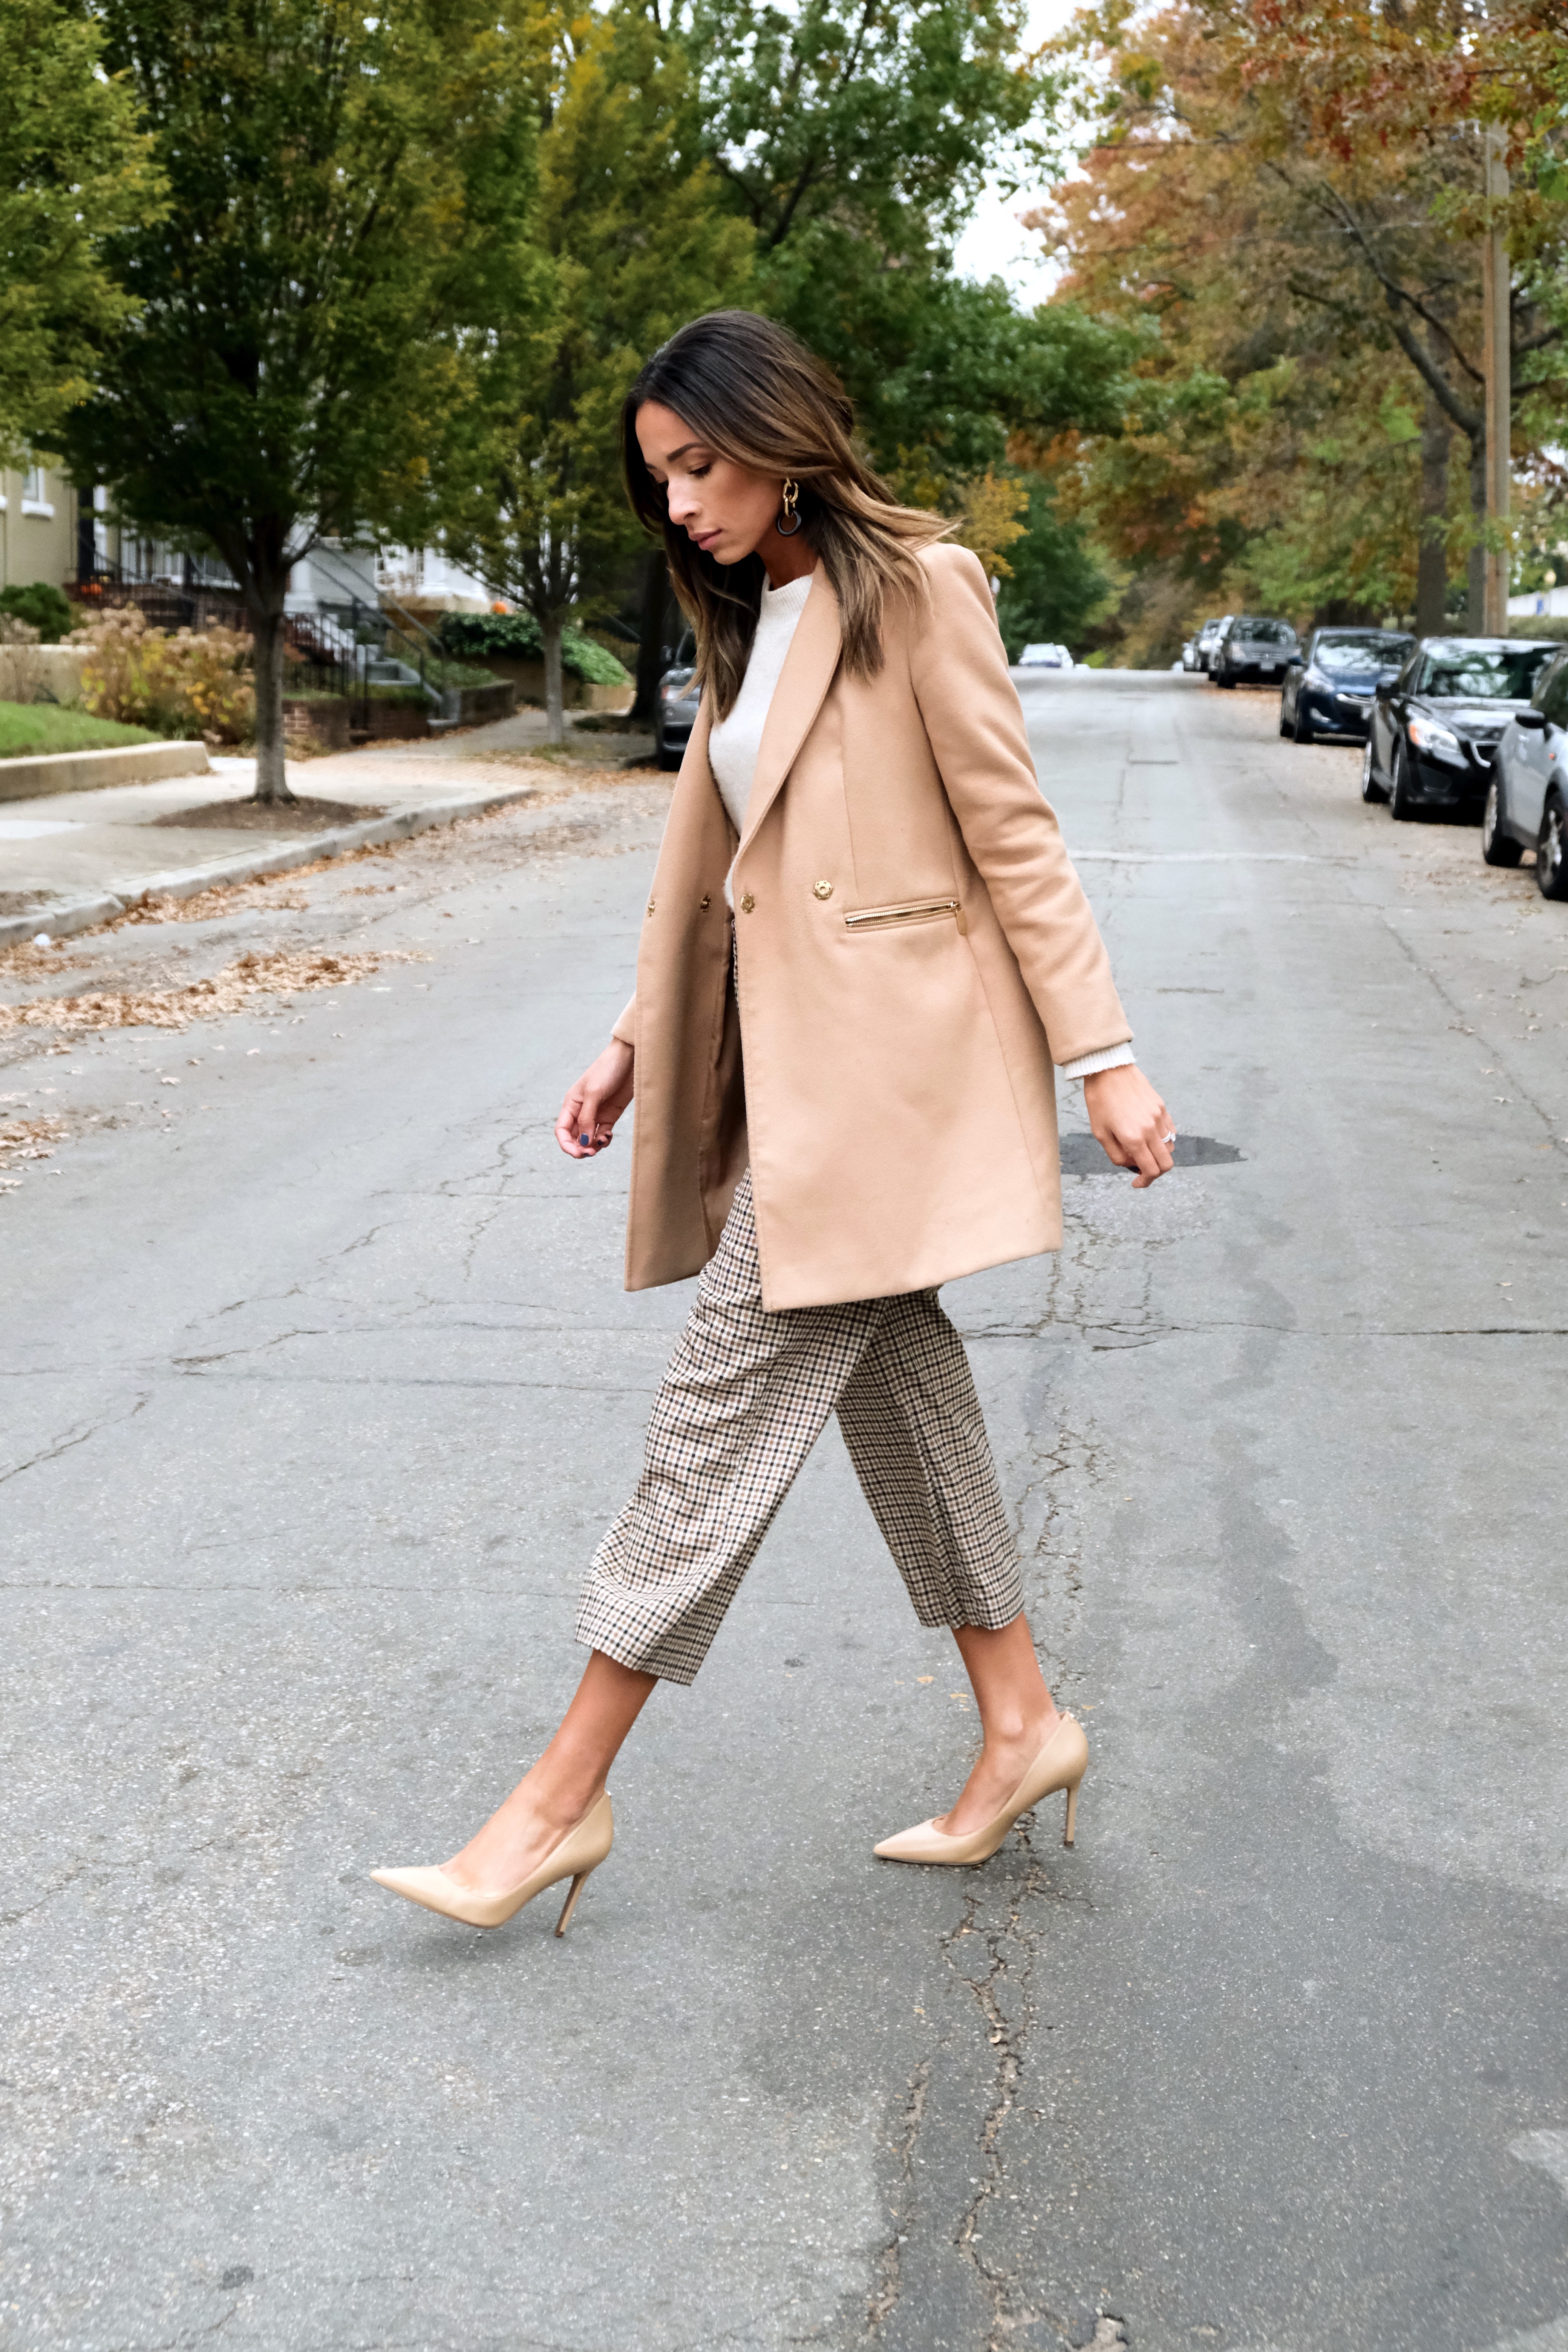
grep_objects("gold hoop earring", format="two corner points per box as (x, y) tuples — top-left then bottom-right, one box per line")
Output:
(776, 478), (802, 536)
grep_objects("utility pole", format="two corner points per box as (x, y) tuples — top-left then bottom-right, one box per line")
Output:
(1482, 123), (1511, 634)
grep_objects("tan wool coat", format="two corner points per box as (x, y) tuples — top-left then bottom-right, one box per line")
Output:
(611, 542), (1130, 1311)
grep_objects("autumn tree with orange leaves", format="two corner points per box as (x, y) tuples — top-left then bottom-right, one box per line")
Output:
(1028, 0), (1568, 664)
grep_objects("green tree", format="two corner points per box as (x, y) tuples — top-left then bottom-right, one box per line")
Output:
(993, 476), (1111, 660)
(443, 2), (752, 744)
(0, 0), (163, 467)
(55, 0), (541, 801)
(680, 0), (1133, 478)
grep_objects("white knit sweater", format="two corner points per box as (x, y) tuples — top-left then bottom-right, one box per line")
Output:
(707, 568), (1133, 1083)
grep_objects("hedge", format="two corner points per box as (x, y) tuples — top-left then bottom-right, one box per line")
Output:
(436, 611), (630, 685)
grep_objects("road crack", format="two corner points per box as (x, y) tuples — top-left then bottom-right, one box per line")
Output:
(865, 2059), (929, 2331)
(917, 1833), (1094, 2352)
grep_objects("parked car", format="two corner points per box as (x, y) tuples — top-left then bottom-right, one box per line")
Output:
(1017, 642), (1073, 669)
(1194, 616), (1230, 674)
(1362, 637), (1559, 822)
(1279, 626), (1413, 745)
(654, 632), (698, 770)
(1481, 642), (1568, 895)
(1211, 614), (1299, 686)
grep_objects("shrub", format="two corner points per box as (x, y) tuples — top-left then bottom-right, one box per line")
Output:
(0, 615), (45, 704)
(69, 605), (255, 742)
(0, 582), (74, 643)
(436, 610), (630, 685)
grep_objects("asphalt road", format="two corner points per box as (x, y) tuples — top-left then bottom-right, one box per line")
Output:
(3, 675), (1566, 2352)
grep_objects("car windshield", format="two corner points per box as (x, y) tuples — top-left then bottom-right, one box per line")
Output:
(1236, 619), (1293, 643)
(1419, 646), (1554, 700)
(1315, 632), (1411, 674)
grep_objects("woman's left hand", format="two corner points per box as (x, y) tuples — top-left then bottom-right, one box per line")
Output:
(1083, 1065), (1176, 1188)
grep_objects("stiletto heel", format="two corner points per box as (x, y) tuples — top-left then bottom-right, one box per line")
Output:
(554, 1870), (590, 1937)
(875, 1715), (1089, 1867)
(371, 1792), (614, 1932)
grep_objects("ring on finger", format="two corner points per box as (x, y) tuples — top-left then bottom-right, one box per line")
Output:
(1161, 1131), (1176, 1145)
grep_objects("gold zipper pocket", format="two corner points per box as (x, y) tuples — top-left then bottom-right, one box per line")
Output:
(844, 896), (965, 934)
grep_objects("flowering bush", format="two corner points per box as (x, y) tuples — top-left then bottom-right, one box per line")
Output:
(0, 615), (45, 705)
(69, 605), (255, 743)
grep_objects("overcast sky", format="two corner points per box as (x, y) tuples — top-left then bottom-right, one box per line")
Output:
(950, 0), (1086, 297)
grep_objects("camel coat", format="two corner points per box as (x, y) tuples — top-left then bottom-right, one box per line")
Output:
(611, 542), (1130, 1311)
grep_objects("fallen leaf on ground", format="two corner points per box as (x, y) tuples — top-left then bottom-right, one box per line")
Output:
(0, 947), (430, 1038)
(0, 1115), (66, 1169)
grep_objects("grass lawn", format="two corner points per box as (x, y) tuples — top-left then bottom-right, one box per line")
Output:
(0, 701), (162, 759)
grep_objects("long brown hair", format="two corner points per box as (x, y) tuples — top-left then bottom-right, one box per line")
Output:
(621, 311), (947, 720)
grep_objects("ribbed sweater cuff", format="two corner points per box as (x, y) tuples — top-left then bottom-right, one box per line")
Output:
(1059, 1042), (1136, 1082)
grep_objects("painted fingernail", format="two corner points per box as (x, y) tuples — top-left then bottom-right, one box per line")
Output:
(580, 1132), (591, 1145)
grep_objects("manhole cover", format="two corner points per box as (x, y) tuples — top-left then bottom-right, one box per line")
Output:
(1059, 1131), (1243, 1176)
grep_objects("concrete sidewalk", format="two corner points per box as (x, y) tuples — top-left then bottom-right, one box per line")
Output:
(0, 709), (656, 947)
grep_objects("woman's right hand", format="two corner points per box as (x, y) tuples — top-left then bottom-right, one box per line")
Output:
(555, 1038), (635, 1158)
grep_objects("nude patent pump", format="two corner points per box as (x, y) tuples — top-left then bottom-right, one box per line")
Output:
(874, 1714), (1087, 1866)
(370, 1791), (614, 1933)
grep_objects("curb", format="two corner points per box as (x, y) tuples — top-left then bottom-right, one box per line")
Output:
(0, 739), (211, 804)
(0, 781), (540, 951)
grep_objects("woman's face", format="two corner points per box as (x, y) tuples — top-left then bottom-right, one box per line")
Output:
(635, 401), (782, 568)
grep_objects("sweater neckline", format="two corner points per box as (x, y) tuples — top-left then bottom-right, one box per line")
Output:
(760, 570), (815, 620)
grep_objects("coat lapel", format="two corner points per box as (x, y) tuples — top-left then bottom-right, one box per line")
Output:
(735, 567), (842, 861)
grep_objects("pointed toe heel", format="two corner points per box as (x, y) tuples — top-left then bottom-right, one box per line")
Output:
(371, 1791), (614, 1933)
(877, 1713), (1089, 1868)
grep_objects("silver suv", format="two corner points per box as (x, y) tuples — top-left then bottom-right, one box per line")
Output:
(1213, 614), (1299, 687)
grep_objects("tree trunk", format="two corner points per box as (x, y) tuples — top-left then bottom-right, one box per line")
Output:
(248, 579), (295, 804)
(1466, 434), (1488, 635)
(1416, 386), (1450, 635)
(542, 607), (566, 747)
(632, 549), (669, 723)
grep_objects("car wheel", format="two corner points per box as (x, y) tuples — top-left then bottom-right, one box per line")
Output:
(1388, 744), (1418, 821)
(1216, 673), (1235, 689)
(1538, 794), (1568, 899)
(1481, 776), (1523, 866)
(1360, 738), (1386, 804)
(1278, 697), (1292, 738)
(1294, 701), (1315, 746)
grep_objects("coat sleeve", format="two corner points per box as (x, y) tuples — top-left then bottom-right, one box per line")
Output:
(909, 545), (1131, 1068)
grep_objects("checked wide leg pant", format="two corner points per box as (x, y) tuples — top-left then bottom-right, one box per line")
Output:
(575, 1169), (1026, 1685)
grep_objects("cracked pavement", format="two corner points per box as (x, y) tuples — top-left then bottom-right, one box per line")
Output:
(3, 679), (1567, 2350)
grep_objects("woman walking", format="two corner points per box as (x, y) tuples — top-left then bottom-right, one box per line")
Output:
(372, 311), (1175, 1935)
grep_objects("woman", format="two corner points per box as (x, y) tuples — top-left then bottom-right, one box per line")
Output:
(372, 311), (1175, 1935)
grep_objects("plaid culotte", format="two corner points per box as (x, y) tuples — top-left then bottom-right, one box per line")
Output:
(576, 1168), (1025, 1684)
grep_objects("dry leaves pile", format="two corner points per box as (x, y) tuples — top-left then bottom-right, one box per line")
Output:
(111, 884), (312, 926)
(0, 948), (429, 1039)
(0, 1114), (66, 1188)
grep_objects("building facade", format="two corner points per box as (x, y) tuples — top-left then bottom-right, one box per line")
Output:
(0, 457), (82, 600)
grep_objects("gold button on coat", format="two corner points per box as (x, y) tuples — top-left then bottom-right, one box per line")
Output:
(646, 899), (655, 916)
(813, 880), (833, 900)
(740, 892), (756, 913)
(699, 894), (711, 911)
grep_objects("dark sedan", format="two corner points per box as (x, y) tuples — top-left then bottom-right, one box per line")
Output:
(654, 633), (699, 770)
(1280, 626), (1412, 745)
(1362, 637), (1559, 822)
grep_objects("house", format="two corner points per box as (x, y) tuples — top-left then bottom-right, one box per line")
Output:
(0, 456), (81, 600)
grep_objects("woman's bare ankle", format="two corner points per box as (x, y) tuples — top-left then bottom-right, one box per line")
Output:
(441, 1770), (599, 1888)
